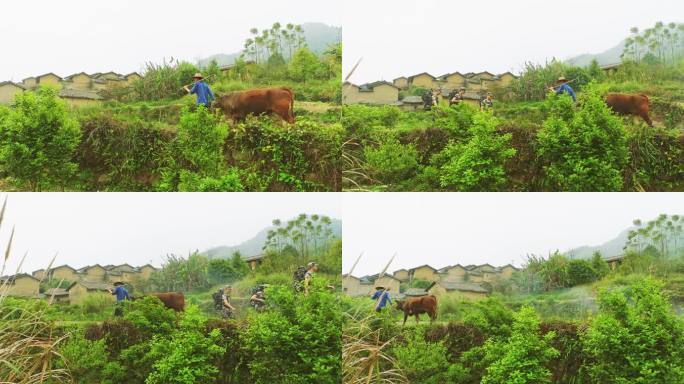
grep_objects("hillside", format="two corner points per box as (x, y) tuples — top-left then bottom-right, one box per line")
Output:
(565, 39), (626, 67)
(197, 22), (341, 68)
(202, 216), (342, 259)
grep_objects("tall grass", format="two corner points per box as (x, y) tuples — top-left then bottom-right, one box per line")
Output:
(342, 309), (408, 384)
(0, 196), (71, 383)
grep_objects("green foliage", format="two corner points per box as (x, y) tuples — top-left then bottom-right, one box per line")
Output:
(438, 112), (516, 191)
(123, 296), (177, 338)
(392, 327), (468, 384)
(81, 292), (114, 315)
(207, 253), (249, 285)
(364, 137), (419, 184)
(480, 306), (559, 384)
(288, 48), (328, 82)
(159, 106), (228, 191)
(150, 252), (211, 292)
(462, 296), (515, 338)
(56, 332), (115, 384)
(591, 252), (611, 279)
(567, 259), (598, 286)
(536, 88), (628, 191)
(133, 59), (198, 101)
(0, 87), (81, 190)
(145, 305), (225, 384)
(582, 278), (684, 383)
(242, 280), (341, 383)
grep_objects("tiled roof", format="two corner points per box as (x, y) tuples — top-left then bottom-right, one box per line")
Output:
(440, 281), (489, 293)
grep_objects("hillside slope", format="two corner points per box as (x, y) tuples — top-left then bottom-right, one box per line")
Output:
(203, 217), (342, 259)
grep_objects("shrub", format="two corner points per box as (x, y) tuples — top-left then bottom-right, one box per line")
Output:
(582, 278), (684, 383)
(364, 137), (419, 184)
(0, 87), (81, 190)
(392, 327), (468, 384)
(480, 306), (559, 384)
(145, 305), (225, 384)
(122, 296), (177, 339)
(242, 280), (341, 383)
(590, 252), (610, 279)
(439, 112), (516, 191)
(81, 292), (113, 315)
(536, 88), (628, 191)
(567, 259), (597, 286)
(56, 332), (112, 384)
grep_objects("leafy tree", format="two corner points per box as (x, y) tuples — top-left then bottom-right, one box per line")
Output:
(582, 278), (684, 383)
(480, 306), (558, 384)
(288, 47), (326, 81)
(536, 87), (628, 191)
(0, 87), (81, 190)
(439, 112), (515, 191)
(567, 259), (597, 286)
(590, 251), (610, 279)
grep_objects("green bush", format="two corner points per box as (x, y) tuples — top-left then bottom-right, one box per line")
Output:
(364, 137), (419, 184)
(146, 305), (225, 384)
(56, 331), (114, 384)
(480, 306), (559, 384)
(81, 292), (113, 315)
(438, 112), (516, 191)
(536, 88), (628, 191)
(567, 259), (597, 286)
(242, 280), (341, 383)
(0, 87), (81, 190)
(392, 326), (468, 384)
(582, 278), (684, 383)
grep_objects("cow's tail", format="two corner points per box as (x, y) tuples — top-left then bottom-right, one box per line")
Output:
(282, 87), (295, 124)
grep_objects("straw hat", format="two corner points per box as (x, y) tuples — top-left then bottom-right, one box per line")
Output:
(192, 73), (204, 79)
(556, 76), (569, 84)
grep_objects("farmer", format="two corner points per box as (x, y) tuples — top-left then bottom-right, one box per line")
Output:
(371, 286), (392, 312)
(222, 285), (236, 319)
(108, 281), (130, 317)
(183, 72), (215, 109)
(480, 93), (494, 111)
(303, 262), (318, 295)
(549, 76), (576, 102)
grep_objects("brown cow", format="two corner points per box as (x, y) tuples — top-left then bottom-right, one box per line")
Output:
(213, 87), (294, 124)
(395, 295), (438, 325)
(605, 93), (653, 127)
(150, 292), (185, 312)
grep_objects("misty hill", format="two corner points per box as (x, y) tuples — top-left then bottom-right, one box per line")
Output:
(565, 39), (626, 67)
(202, 217), (342, 259)
(566, 217), (684, 260)
(198, 22), (341, 68)
(565, 228), (631, 260)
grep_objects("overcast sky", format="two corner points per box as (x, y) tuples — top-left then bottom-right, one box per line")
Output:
(343, 0), (684, 84)
(342, 193), (684, 277)
(0, 193), (340, 275)
(0, 0), (340, 82)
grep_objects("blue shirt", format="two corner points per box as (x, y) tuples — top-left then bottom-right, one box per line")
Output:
(112, 285), (130, 303)
(555, 83), (576, 102)
(371, 290), (392, 309)
(190, 81), (215, 106)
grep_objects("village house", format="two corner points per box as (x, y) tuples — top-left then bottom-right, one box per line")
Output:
(342, 273), (401, 297)
(397, 95), (424, 111)
(343, 81), (400, 105)
(58, 88), (104, 107)
(48, 265), (80, 282)
(21, 76), (37, 89)
(62, 72), (97, 91)
(393, 268), (410, 282)
(432, 281), (489, 300)
(392, 76), (409, 90)
(0, 81), (26, 104)
(78, 264), (108, 281)
(436, 72), (467, 89)
(605, 254), (625, 270)
(68, 281), (114, 305)
(32, 269), (46, 280)
(122, 72), (142, 86)
(407, 72), (437, 89)
(44, 288), (70, 303)
(408, 264), (439, 283)
(0, 273), (40, 297)
(137, 264), (159, 280)
(244, 254), (266, 271)
(35, 73), (62, 88)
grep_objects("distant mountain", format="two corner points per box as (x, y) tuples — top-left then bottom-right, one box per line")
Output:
(202, 216), (342, 259)
(197, 22), (341, 68)
(565, 39), (626, 67)
(565, 228), (632, 260)
(566, 216), (684, 260)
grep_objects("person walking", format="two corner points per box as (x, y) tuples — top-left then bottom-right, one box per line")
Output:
(184, 72), (215, 109)
(109, 281), (130, 317)
(370, 286), (392, 312)
(549, 76), (576, 102)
